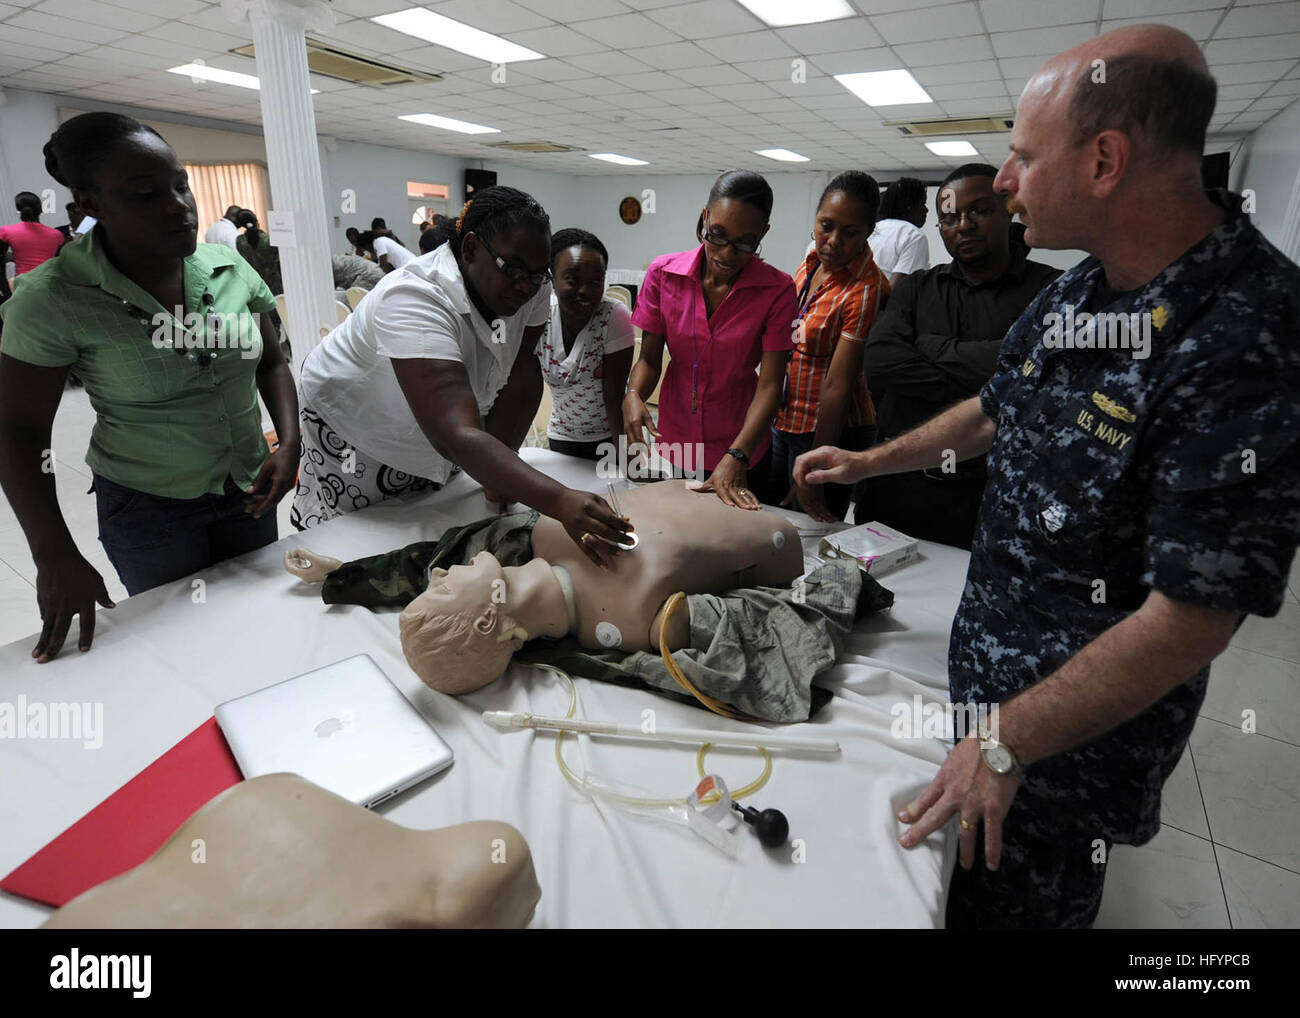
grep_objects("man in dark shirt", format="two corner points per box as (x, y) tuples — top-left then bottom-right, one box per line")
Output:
(797, 24), (1299, 928)
(859, 163), (1061, 549)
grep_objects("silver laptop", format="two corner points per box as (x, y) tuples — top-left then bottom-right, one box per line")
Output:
(215, 654), (454, 808)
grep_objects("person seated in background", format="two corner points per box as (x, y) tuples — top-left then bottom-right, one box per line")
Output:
(857, 163), (1061, 549)
(345, 225), (368, 259)
(535, 228), (634, 461)
(870, 177), (930, 288)
(360, 228), (416, 272)
(234, 209), (282, 297)
(56, 201), (85, 244)
(771, 170), (888, 522)
(420, 214), (456, 254)
(204, 204), (241, 249)
(332, 251), (384, 291)
(371, 216), (407, 248)
(0, 191), (65, 277)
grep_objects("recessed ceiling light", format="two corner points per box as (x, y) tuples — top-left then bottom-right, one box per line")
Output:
(372, 8), (544, 63)
(834, 69), (932, 107)
(588, 153), (648, 166)
(925, 140), (979, 157)
(399, 113), (500, 135)
(754, 148), (810, 162)
(167, 64), (319, 93)
(736, 0), (854, 27)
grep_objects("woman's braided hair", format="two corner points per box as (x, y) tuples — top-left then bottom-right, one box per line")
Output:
(43, 111), (163, 191)
(450, 185), (550, 258)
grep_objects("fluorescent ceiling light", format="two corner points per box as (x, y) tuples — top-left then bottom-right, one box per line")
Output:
(925, 140), (979, 157)
(168, 64), (320, 93)
(372, 8), (544, 63)
(754, 148), (809, 162)
(834, 69), (932, 107)
(588, 153), (648, 166)
(736, 0), (854, 27)
(399, 113), (500, 135)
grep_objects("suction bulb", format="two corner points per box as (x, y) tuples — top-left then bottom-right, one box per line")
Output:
(733, 803), (790, 848)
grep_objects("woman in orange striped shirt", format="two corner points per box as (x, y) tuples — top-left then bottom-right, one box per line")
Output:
(771, 171), (889, 521)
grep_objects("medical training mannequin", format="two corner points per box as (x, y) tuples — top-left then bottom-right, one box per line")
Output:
(287, 481), (804, 695)
(44, 774), (541, 929)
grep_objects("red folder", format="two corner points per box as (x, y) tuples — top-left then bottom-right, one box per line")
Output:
(1, 717), (243, 908)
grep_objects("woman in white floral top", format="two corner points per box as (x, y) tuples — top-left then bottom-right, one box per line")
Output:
(535, 228), (635, 460)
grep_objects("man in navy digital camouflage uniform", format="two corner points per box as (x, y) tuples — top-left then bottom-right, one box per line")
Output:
(796, 23), (1300, 927)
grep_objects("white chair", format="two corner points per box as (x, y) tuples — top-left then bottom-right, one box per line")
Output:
(604, 284), (632, 311)
(346, 286), (369, 310)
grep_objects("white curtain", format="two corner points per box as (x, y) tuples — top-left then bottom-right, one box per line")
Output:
(184, 162), (271, 232)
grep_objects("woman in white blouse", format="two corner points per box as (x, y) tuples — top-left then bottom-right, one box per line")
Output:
(292, 187), (629, 567)
(536, 228), (634, 460)
(363, 229), (416, 272)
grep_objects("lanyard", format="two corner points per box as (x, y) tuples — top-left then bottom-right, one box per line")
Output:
(691, 284), (715, 414)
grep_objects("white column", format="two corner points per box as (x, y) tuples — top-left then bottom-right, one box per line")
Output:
(223, 0), (336, 374)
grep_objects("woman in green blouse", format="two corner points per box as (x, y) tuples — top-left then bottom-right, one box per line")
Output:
(0, 112), (299, 661)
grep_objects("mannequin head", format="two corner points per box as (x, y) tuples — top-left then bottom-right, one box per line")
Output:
(399, 552), (526, 694)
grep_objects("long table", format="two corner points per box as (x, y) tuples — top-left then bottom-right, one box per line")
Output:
(0, 451), (965, 928)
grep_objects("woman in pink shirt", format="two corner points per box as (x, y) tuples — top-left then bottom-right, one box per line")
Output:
(624, 170), (796, 509)
(0, 191), (65, 276)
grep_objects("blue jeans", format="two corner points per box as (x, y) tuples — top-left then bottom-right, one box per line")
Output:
(768, 426), (875, 520)
(93, 474), (279, 596)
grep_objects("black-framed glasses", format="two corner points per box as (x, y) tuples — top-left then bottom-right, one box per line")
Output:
(936, 199), (1005, 230)
(477, 234), (551, 286)
(702, 216), (760, 254)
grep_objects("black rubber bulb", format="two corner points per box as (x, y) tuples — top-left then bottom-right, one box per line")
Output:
(733, 803), (789, 847)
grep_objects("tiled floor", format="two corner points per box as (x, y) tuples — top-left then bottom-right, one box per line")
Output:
(2, 386), (1298, 928)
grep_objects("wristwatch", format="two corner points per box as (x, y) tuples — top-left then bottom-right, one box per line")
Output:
(724, 447), (750, 466)
(978, 726), (1024, 777)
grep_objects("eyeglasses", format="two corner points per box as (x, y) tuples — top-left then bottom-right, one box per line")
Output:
(477, 235), (551, 286)
(936, 199), (1004, 230)
(702, 217), (760, 255)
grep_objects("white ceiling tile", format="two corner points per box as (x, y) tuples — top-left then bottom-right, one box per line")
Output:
(808, 46), (901, 75)
(1208, 60), (1296, 85)
(503, 57), (591, 81)
(328, 0), (416, 16)
(1217, 81), (1271, 100)
(148, 19), (247, 50)
(0, 23), (81, 52)
(979, 0), (1100, 33)
(775, 16), (883, 53)
(1215, 98), (1254, 113)
(101, 0), (207, 15)
(1216, 3), (1300, 39)
(708, 81), (779, 101)
(871, 2), (984, 45)
(313, 17), (434, 54)
(997, 53), (1058, 78)
(606, 70), (689, 91)
(894, 35), (994, 66)
(565, 49), (654, 75)
(1097, 0), (1221, 15)
(914, 59), (1004, 86)
(623, 40), (717, 70)
(6, 8), (128, 43)
(990, 24), (1096, 59)
(927, 79), (1010, 101)
(646, 0), (765, 37)
(515, 0), (630, 18)
(671, 64), (751, 87)
(1249, 94), (1299, 111)
(33, 0), (166, 31)
(1101, 10), (1222, 39)
(1266, 78), (1300, 97)
(941, 97), (1016, 116)
(501, 24), (607, 56)
(572, 12), (681, 47)
(653, 86), (706, 105)
(695, 30), (796, 62)
(422, 0), (553, 33)
(1205, 33), (1300, 64)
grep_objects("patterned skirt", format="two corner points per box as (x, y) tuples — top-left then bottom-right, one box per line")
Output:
(290, 405), (440, 530)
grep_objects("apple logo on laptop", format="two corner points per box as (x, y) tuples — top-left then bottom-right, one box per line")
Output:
(314, 708), (356, 738)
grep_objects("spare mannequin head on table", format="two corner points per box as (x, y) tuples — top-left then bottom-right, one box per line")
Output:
(287, 481), (803, 695)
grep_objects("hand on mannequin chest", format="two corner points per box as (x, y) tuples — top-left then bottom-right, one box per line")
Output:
(396, 481), (804, 695)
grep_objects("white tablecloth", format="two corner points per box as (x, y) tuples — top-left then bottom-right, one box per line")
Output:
(0, 451), (965, 928)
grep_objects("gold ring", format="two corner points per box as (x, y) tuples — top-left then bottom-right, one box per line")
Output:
(959, 818), (975, 831)
(580, 533), (592, 545)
